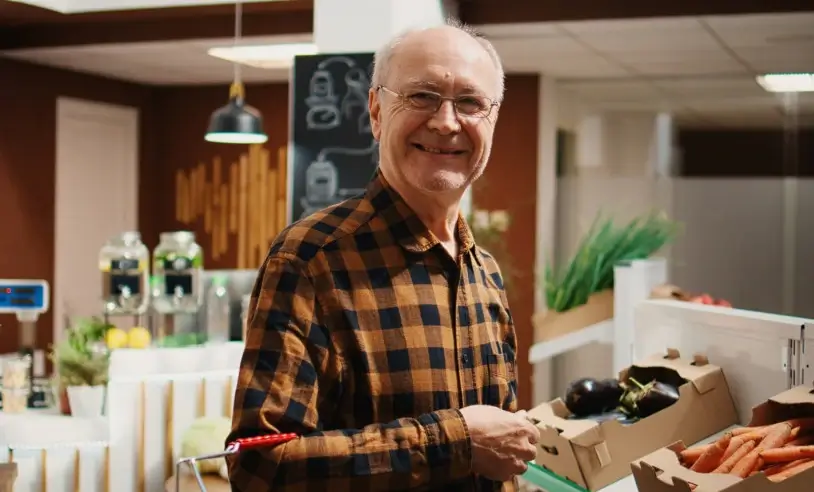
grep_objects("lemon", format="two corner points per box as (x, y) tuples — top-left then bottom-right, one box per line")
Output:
(105, 328), (128, 350)
(128, 327), (152, 349)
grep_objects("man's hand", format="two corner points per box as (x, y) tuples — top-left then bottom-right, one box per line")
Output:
(459, 405), (541, 482)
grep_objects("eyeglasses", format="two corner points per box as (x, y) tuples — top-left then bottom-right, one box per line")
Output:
(377, 85), (498, 118)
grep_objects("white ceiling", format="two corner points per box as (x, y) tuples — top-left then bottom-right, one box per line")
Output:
(481, 12), (814, 128)
(2, 11), (814, 128)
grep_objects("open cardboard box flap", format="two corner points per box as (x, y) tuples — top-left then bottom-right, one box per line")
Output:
(624, 348), (720, 395)
(528, 349), (738, 490)
(632, 384), (814, 492)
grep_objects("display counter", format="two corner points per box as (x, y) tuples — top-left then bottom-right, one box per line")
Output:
(2, 297), (813, 490)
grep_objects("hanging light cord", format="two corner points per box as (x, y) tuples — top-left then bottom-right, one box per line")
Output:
(230, 0), (245, 99)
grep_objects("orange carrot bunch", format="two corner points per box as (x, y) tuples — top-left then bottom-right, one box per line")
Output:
(676, 418), (814, 482)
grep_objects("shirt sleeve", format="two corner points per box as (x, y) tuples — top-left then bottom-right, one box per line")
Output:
(227, 254), (473, 491)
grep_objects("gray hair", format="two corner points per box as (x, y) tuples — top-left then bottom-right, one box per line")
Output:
(371, 17), (506, 103)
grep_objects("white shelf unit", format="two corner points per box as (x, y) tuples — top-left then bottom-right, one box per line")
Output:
(529, 258), (668, 374)
(634, 299), (807, 424)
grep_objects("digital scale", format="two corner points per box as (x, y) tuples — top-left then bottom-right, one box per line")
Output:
(0, 279), (51, 410)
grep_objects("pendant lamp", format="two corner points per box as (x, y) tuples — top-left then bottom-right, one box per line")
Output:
(205, 1), (268, 145)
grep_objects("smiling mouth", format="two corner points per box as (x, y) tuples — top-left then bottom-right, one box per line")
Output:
(413, 143), (466, 155)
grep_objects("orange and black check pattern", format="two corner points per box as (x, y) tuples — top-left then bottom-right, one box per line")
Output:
(228, 172), (519, 491)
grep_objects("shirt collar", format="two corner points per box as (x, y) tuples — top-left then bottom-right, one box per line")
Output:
(365, 170), (476, 255)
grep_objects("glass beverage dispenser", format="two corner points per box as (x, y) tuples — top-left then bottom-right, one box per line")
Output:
(99, 231), (150, 323)
(151, 231), (205, 346)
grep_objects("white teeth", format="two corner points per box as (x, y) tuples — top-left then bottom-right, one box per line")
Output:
(420, 145), (448, 154)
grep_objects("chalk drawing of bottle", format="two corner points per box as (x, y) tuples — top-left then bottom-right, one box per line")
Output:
(304, 158), (339, 204)
(305, 70), (340, 130)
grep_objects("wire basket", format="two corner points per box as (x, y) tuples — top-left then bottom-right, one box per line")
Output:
(173, 433), (298, 492)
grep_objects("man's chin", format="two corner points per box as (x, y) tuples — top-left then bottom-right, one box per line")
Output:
(414, 172), (470, 193)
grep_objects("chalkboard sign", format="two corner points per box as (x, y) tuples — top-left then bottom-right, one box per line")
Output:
(287, 52), (378, 223)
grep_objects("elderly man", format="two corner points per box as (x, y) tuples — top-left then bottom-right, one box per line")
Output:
(227, 20), (539, 492)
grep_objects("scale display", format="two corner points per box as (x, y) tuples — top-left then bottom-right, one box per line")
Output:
(0, 280), (49, 312)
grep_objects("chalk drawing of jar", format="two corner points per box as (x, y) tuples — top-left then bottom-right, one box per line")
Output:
(305, 159), (339, 204)
(305, 70), (341, 130)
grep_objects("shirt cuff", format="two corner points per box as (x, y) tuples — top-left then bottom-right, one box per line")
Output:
(431, 408), (473, 479)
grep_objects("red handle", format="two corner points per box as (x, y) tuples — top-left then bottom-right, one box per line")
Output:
(230, 432), (299, 450)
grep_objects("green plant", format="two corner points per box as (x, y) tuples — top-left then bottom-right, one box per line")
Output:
(545, 211), (680, 313)
(50, 317), (111, 387)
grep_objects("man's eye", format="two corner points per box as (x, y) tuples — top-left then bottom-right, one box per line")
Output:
(407, 92), (439, 105)
(457, 97), (487, 111)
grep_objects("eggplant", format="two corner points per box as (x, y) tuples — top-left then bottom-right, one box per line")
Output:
(564, 377), (624, 417)
(620, 377), (681, 418)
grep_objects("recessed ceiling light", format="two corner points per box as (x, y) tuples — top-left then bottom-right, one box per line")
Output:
(208, 43), (318, 69)
(756, 73), (814, 93)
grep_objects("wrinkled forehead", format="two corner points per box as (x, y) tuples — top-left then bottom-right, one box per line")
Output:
(387, 33), (499, 97)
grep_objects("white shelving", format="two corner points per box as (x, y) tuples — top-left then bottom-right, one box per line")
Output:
(528, 258), (667, 371)
(528, 319), (613, 363)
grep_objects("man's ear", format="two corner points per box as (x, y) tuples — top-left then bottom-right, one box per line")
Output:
(369, 88), (382, 140)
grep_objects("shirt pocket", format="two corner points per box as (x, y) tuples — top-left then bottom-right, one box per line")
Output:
(487, 352), (517, 411)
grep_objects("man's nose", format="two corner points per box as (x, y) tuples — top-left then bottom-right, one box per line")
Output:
(427, 100), (461, 135)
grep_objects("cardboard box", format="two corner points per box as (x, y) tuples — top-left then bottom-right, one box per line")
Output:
(631, 385), (814, 492)
(532, 289), (613, 342)
(0, 463), (17, 492)
(527, 349), (738, 491)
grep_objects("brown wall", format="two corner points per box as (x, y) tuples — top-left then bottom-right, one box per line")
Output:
(1, 61), (541, 414)
(472, 74), (540, 411)
(0, 57), (155, 354)
(143, 84), (290, 269)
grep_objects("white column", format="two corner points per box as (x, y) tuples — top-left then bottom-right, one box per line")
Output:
(533, 75), (559, 405)
(572, 111), (676, 177)
(652, 112), (676, 177)
(575, 114), (604, 170)
(313, 0), (454, 54)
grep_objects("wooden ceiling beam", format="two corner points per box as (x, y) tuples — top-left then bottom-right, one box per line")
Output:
(0, 0), (313, 50)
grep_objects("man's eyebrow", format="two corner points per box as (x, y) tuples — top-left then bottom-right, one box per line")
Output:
(403, 79), (484, 95)
(404, 79), (441, 90)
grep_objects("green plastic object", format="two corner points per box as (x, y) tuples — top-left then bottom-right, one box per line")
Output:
(521, 463), (588, 492)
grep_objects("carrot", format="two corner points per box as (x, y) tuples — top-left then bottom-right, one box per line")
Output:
(737, 424), (778, 442)
(761, 445), (814, 464)
(679, 444), (710, 464)
(786, 435), (814, 447)
(730, 423), (792, 477)
(760, 423), (795, 450)
(691, 433), (732, 473)
(713, 440), (756, 474)
(721, 437), (745, 462)
(764, 459), (808, 476)
(768, 459), (814, 482)
(731, 425), (769, 436)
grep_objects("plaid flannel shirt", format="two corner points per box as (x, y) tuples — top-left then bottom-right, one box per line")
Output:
(228, 172), (519, 491)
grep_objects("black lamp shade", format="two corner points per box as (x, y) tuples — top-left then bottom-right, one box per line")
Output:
(205, 97), (268, 144)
